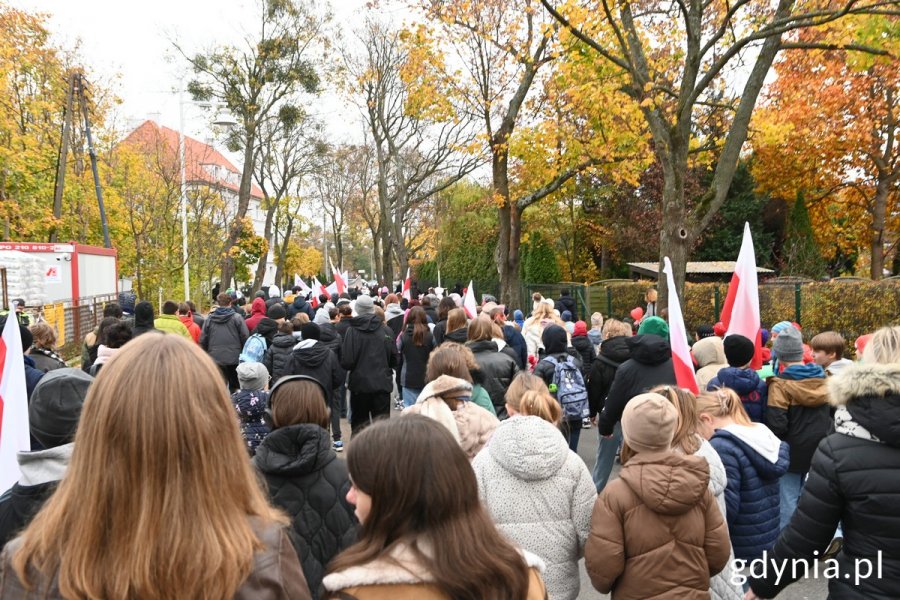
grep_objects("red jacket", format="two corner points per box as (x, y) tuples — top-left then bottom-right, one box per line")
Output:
(244, 297), (267, 333)
(179, 313), (201, 343)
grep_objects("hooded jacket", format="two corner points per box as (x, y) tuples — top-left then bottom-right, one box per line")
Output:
(571, 335), (595, 378)
(587, 335), (630, 419)
(321, 543), (548, 600)
(154, 314), (191, 338)
(245, 297), (268, 333)
(178, 313), (201, 343)
(710, 424), (790, 560)
(501, 324), (528, 369)
(131, 302), (158, 337)
(199, 306), (250, 366)
(443, 326), (469, 346)
(466, 340), (519, 418)
(750, 363), (900, 600)
(585, 452), (731, 599)
(288, 296), (315, 320)
(252, 317), (279, 347)
(692, 337), (728, 390)
(288, 340), (343, 394)
(383, 304), (405, 339)
(264, 333), (297, 384)
(596, 335), (676, 436)
(231, 389), (270, 456)
(472, 416), (596, 600)
(708, 367), (769, 423)
(0, 443), (72, 549)
(0, 519), (312, 600)
(254, 424), (357, 599)
(340, 315), (398, 395)
(766, 363), (831, 473)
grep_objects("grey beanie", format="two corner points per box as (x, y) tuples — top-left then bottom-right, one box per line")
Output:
(355, 294), (375, 316)
(29, 368), (93, 448)
(313, 308), (331, 325)
(773, 326), (804, 363)
(237, 362), (269, 390)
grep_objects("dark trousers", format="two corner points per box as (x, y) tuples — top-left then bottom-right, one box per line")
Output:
(219, 364), (239, 393)
(349, 391), (391, 436)
(561, 418), (583, 453)
(330, 388), (343, 441)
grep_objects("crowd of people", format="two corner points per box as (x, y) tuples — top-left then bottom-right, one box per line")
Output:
(0, 283), (898, 599)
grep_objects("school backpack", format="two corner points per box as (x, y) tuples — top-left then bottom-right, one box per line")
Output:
(546, 354), (589, 420)
(239, 333), (268, 363)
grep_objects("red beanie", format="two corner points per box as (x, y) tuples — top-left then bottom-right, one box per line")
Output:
(573, 321), (588, 337)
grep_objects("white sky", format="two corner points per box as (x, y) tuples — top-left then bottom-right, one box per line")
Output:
(11, 0), (400, 149)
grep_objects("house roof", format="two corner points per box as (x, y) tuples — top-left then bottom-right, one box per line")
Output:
(628, 261), (775, 279)
(122, 120), (263, 199)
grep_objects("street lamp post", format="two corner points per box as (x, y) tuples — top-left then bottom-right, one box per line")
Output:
(179, 89), (190, 303)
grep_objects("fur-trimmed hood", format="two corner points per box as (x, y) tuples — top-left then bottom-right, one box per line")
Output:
(322, 541), (545, 591)
(828, 363), (900, 406)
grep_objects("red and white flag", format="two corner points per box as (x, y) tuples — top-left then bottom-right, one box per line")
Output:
(401, 268), (411, 301)
(0, 306), (30, 491)
(294, 274), (312, 296)
(663, 258), (699, 394)
(312, 276), (328, 298)
(720, 222), (763, 369)
(462, 280), (477, 319)
(330, 261), (347, 295)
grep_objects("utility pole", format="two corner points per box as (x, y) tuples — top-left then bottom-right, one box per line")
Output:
(50, 72), (76, 243)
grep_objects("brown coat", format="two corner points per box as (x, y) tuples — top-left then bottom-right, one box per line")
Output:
(0, 521), (311, 600)
(585, 452), (731, 599)
(322, 543), (547, 600)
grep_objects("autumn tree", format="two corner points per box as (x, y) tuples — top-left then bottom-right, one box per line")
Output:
(178, 0), (328, 288)
(541, 0), (893, 305)
(752, 17), (898, 278)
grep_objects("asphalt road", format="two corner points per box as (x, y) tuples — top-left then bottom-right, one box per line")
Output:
(340, 408), (829, 599)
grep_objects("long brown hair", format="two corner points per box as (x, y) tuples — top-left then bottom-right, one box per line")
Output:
(406, 306), (429, 347)
(425, 343), (475, 384)
(330, 416), (530, 598)
(467, 315), (494, 342)
(446, 308), (467, 333)
(13, 335), (285, 598)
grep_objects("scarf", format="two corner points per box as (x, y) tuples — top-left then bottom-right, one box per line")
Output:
(31, 346), (64, 364)
(834, 405), (881, 443)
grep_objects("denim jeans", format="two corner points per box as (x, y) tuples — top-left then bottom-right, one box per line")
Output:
(561, 419), (582, 453)
(779, 471), (806, 530)
(592, 422), (623, 493)
(402, 387), (422, 408)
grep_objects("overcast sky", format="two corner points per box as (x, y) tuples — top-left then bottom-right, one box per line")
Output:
(12, 0), (390, 148)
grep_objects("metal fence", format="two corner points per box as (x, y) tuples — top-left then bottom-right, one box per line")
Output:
(30, 294), (119, 362)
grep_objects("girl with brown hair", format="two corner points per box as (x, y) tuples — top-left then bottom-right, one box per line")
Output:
(253, 375), (357, 599)
(473, 372), (595, 600)
(323, 415), (548, 599)
(466, 316), (520, 418)
(0, 334), (310, 599)
(442, 307), (469, 345)
(425, 342), (496, 416)
(27, 323), (66, 373)
(397, 306), (432, 407)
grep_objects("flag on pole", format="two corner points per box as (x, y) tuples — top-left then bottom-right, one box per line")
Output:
(330, 261), (347, 295)
(462, 280), (477, 319)
(720, 222), (763, 369)
(312, 276), (328, 298)
(0, 305), (30, 491)
(663, 258), (699, 394)
(401, 268), (411, 300)
(294, 275), (312, 296)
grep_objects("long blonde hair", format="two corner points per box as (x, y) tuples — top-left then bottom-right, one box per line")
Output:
(696, 387), (753, 426)
(13, 334), (285, 598)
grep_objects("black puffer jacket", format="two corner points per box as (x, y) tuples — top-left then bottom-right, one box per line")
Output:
(340, 314), (398, 394)
(467, 340), (519, 418)
(443, 327), (469, 346)
(288, 341), (343, 394)
(597, 334), (676, 436)
(571, 335), (596, 378)
(264, 333), (296, 384)
(252, 317), (279, 346)
(587, 336), (630, 419)
(253, 424), (357, 600)
(750, 363), (900, 600)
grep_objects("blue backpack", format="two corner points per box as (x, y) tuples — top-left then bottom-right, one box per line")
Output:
(546, 355), (589, 420)
(239, 333), (268, 363)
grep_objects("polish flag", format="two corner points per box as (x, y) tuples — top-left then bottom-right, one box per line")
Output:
(0, 305), (30, 491)
(401, 268), (411, 300)
(663, 257), (699, 394)
(720, 222), (763, 369)
(330, 261), (347, 295)
(312, 276), (328, 298)
(462, 280), (477, 319)
(294, 275), (312, 296)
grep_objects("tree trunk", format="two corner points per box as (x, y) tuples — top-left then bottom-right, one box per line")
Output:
(494, 143), (524, 308)
(221, 128), (256, 288)
(657, 141), (690, 310)
(870, 175), (890, 279)
(381, 228), (394, 287)
(252, 195), (279, 293)
(371, 225), (383, 284)
(274, 215), (294, 290)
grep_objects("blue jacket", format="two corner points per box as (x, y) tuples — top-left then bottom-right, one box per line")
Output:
(710, 427), (790, 560)
(24, 355), (44, 401)
(502, 324), (527, 370)
(708, 367), (768, 423)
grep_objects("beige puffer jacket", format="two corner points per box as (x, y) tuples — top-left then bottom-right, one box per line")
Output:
(693, 336), (728, 390)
